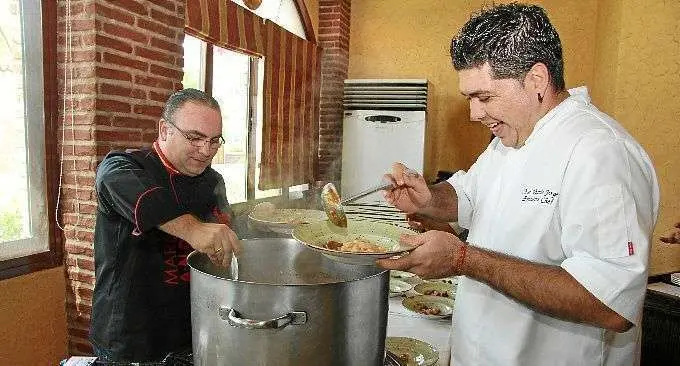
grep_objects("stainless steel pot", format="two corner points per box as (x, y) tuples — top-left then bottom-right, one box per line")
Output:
(188, 238), (390, 366)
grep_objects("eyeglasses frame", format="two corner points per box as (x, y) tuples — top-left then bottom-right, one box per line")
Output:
(164, 119), (225, 149)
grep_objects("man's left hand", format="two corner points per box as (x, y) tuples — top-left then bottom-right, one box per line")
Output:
(376, 230), (465, 279)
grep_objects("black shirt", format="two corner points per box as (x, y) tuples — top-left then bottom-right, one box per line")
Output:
(89, 143), (232, 361)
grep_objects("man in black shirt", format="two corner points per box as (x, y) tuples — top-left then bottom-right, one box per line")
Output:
(89, 88), (240, 361)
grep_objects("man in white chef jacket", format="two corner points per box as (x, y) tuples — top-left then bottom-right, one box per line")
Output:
(377, 3), (659, 366)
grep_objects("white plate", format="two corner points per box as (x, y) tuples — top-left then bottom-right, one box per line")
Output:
(385, 336), (439, 366)
(402, 295), (455, 319)
(390, 270), (417, 279)
(292, 219), (416, 265)
(413, 282), (455, 299)
(249, 207), (327, 234)
(389, 278), (413, 297)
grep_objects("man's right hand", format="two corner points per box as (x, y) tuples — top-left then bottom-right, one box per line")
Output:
(383, 162), (431, 213)
(185, 221), (240, 267)
(159, 214), (241, 267)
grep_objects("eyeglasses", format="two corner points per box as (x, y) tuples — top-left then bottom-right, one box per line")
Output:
(165, 120), (225, 149)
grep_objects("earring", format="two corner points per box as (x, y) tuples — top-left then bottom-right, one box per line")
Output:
(537, 93), (544, 103)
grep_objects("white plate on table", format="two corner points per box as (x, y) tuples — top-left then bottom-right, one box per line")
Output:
(249, 204), (327, 234)
(390, 278), (414, 297)
(413, 282), (455, 299)
(390, 270), (417, 279)
(292, 219), (416, 265)
(402, 295), (455, 319)
(385, 336), (439, 366)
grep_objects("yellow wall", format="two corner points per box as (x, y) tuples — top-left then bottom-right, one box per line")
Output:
(348, 0), (599, 179)
(348, 0), (680, 274)
(0, 267), (68, 365)
(591, 0), (680, 275)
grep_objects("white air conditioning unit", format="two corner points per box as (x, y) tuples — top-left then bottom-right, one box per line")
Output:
(341, 79), (428, 203)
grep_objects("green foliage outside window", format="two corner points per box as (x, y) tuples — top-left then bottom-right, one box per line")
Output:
(0, 208), (21, 242)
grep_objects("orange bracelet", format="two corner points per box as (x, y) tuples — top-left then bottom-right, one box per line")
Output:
(456, 242), (468, 272)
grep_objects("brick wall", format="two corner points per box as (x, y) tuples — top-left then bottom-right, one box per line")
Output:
(57, 0), (185, 355)
(317, 0), (350, 182)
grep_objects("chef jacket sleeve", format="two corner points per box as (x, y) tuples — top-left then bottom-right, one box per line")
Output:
(96, 153), (189, 235)
(447, 144), (495, 229)
(559, 130), (658, 325)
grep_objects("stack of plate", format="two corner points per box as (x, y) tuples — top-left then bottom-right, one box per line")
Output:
(671, 272), (680, 286)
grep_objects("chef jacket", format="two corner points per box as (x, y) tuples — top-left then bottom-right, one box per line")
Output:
(90, 142), (233, 361)
(446, 87), (659, 366)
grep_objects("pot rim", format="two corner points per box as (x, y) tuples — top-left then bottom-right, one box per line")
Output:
(187, 249), (389, 287)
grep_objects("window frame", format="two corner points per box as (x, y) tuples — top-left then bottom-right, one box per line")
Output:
(183, 30), (311, 214)
(0, 0), (62, 280)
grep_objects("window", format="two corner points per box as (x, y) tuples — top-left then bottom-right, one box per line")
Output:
(182, 0), (314, 208)
(183, 34), (286, 204)
(0, 0), (60, 278)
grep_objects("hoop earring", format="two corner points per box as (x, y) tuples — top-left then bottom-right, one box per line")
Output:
(537, 93), (544, 103)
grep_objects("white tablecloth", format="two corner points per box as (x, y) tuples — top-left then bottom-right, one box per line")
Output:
(386, 278), (453, 366)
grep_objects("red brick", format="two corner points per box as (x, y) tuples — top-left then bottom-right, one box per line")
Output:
(65, 256), (77, 267)
(137, 18), (176, 39)
(134, 74), (174, 89)
(78, 202), (98, 215)
(96, 34), (133, 54)
(67, 268), (96, 283)
(61, 158), (94, 171)
(96, 66), (132, 82)
(64, 144), (97, 157)
(150, 8), (183, 27)
(59, 19), (95, 32)
(133, 104), (163, 118)
(60, 127), (93, 141)
(58, 3), (84, 17)
(100, 83), (147, 99)
(65, 243), (86, 255)
(62, 187), (95, 201)
(96, 129), (142, 142)
(114, 0), (148, 16)
(68, 83), (97, 95)
(97, 3), (135, 25)
(102, 52), (149, 71)
(76, 230), (95, 242)
(102, 22), (148, 44)
(63, 98), (96, 112)
(150, 36), (181, 53)
(109, 115), (157, 129)
(62, 65), (96, 79)
(149, 63), (182, 79)
(58, 49), (96, 62)
(97, 99), (132, 113)
(81, 33), (96, 47)
(149, 90), (171, 103)
(134, 45), (174, 64)
(61, 113), (96, 126)
(146, 0), (176, 12)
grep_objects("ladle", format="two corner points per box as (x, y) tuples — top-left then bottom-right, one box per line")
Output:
(321, 178), (393, 228)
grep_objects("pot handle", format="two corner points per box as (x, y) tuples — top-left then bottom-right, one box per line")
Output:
(219, 307), (307, 330)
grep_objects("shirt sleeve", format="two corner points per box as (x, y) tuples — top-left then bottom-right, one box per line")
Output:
(447, 143), (495, 229)
(559, 131), (658, 324)
(95, 153), (189, 235)
(209, 173), (234, 227)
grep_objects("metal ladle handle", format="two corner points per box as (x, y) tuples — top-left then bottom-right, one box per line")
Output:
(219, 307), (307, 330)
(340, 169), (420, 205)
